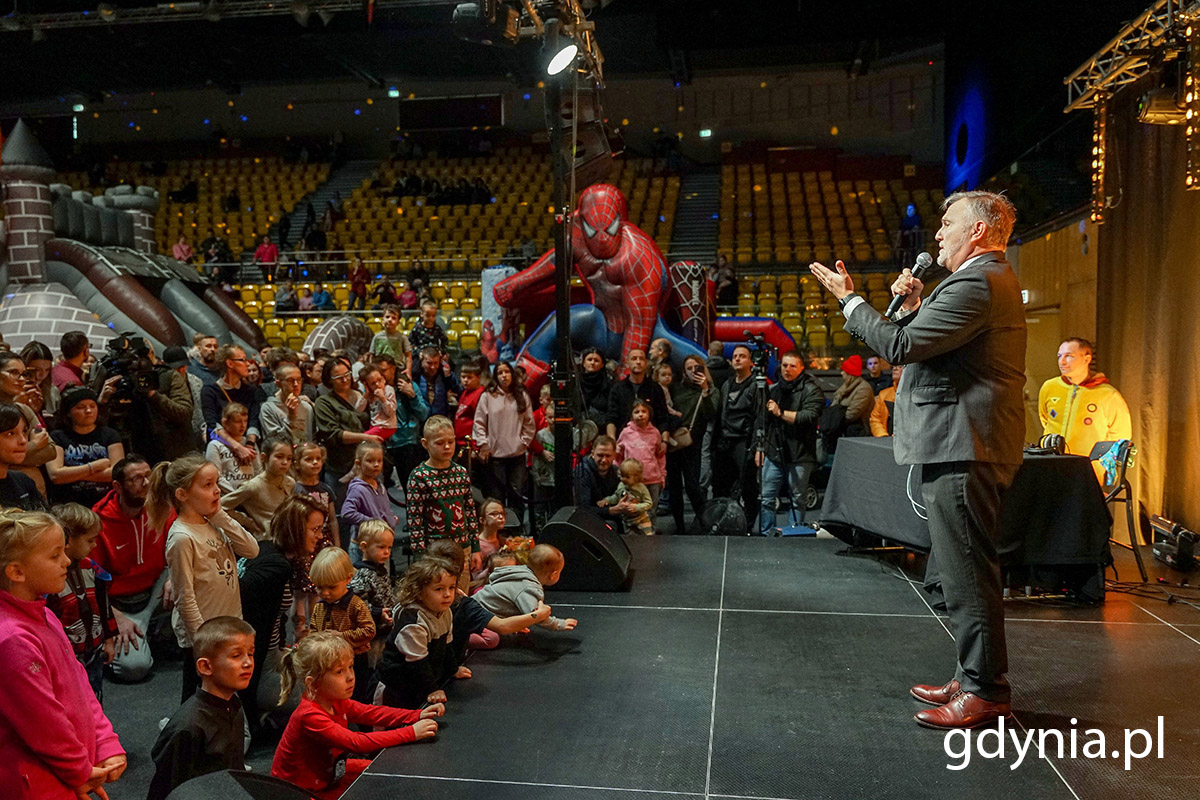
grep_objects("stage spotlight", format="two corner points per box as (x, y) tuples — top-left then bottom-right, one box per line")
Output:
(98, 3), (117, 22)
(1136, 87), (1185, 124)
(545, 19), (578, 76)
(452, 1), (519, 46)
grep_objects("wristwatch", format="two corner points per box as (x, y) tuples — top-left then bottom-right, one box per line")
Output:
(837, 292), (858, 311)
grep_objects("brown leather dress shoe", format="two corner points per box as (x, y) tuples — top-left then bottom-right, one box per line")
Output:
(910, 679), (961, 706)
(914, 691), (1011, 730)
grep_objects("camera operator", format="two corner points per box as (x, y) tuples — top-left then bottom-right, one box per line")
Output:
(713, 344), (758, 525)
(755, 349), (824, 536)
(91, 335), (195, 465)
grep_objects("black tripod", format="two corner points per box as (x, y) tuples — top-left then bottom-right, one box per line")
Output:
(746, 335), (774, 536)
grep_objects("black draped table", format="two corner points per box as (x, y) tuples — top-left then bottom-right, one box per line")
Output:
(820, 437), (1112, 569)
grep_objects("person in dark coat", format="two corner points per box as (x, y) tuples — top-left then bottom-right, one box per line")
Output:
(237, 494), (327, 731)
(756, 350), (825, 535)
(605, 348), (670, 442)
(577, 347), (613, 426)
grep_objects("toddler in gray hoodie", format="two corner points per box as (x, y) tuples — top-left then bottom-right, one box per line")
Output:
(472, 544), (578, 631)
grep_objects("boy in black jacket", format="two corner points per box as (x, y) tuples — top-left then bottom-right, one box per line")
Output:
(147, 617), (255, 800)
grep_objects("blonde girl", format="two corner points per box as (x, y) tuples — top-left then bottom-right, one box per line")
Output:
(271, 632), (441, 798)
(148, 454), (259, 701)
(0, 509), (126, 799)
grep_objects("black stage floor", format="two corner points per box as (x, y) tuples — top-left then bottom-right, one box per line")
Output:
(341, 536), (1200, 800)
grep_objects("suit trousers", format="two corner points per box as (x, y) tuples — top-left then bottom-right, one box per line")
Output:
(920, 460), (1019, 703)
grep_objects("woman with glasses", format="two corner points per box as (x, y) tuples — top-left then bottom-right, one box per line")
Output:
(238, 494), (328, 732)
(312, 357), (380, 507)
(0, 351), (57, 501)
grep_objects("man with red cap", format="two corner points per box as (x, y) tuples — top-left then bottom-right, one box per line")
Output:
(832, 354), (875, 436)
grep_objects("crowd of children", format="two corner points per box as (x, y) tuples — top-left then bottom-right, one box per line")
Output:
(0, 403), (581, 799)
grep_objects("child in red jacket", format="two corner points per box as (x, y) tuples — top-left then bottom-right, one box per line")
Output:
(271, 632), (442, 799)
(0, 509), (126, 799)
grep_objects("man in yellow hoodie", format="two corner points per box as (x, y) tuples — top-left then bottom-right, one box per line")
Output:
(1038, 338), (1132, 467)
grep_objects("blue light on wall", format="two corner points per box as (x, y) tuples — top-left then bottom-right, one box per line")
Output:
(945, 80), (987, 192)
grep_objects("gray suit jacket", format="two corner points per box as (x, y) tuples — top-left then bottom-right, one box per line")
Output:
(843, 252), (1026, 466)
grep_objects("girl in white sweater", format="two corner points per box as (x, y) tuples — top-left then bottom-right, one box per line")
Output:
(148, 454), (259, 702)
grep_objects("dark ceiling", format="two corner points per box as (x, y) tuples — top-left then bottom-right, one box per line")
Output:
(2, 1), (944, 102)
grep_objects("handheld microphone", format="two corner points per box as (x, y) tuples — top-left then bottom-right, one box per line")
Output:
(885, 252), (934, 320)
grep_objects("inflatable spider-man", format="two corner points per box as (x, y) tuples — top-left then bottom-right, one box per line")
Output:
(492, 183), (704, 389)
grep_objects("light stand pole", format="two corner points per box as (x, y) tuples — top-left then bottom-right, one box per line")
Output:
(546, 58), (578, 511)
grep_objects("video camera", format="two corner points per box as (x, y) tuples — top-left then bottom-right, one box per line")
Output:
(100, 334), (162, 397)
(741, 330), (777, 372)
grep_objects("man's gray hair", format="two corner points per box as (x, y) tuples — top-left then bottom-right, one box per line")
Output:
(942, 190), (1016, 248)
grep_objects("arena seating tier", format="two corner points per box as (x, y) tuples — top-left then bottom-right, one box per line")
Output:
(61, 156), (330, 257)
(331, 150), (678, 272)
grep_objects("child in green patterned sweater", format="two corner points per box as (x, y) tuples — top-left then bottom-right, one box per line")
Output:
(405, 416), (480, 593)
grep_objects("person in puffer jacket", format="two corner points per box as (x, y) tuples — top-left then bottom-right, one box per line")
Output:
(616, 400), (666, 512)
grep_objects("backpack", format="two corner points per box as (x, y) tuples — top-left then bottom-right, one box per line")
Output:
(696, 498), (748, 536)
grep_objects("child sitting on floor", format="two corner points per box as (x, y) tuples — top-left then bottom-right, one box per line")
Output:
(598, 458), (655, 535)
(472, 543), (578, 632)
(272, 632), (442, 799)
(308, 547), (376, 703)
(147, 616), (255, 800)
(374, 555), (464, 709)
(45, 503), (117, 702)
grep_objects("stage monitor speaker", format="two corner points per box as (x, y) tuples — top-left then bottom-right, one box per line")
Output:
(540, 505), (632, 591)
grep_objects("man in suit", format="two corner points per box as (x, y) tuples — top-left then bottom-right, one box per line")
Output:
(809, 190), (1026, 730)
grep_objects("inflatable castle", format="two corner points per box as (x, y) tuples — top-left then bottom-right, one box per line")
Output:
(0, 119), (264, 354)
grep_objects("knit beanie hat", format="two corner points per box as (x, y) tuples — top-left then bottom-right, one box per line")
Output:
(841, 355), (863, 377)
(60, 386), (99, 415)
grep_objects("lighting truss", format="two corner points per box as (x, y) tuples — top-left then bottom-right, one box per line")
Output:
(1064, 0), (1199, 112)
(0, 0), (451, 31)
(1187, 23), (1200, 188)
(1091, 92), (1109, 223)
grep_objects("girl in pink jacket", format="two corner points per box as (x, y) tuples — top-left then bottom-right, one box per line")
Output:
(0, 509), (126, 799)
(617, 400), (667, 512)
